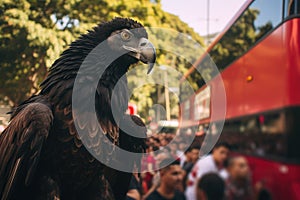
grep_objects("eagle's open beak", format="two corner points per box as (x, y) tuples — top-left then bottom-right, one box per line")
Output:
(123, 38), (156, 74)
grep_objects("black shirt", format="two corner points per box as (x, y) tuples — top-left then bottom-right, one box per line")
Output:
(182, 162), (194, 175)
(146, 190), (186, 200)
(128, 175), (142, 192)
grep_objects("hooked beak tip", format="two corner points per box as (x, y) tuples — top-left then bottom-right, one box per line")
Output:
(147, 62), (155, 74)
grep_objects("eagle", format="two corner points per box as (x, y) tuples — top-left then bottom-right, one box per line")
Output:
(0, 17), (156, 200)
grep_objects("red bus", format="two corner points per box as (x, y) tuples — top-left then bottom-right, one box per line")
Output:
(179, 0), (300, 199)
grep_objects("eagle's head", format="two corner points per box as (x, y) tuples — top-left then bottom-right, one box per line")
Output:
(93, 17), (156, 74)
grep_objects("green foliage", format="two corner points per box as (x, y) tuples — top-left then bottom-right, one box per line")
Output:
(0, 0), (77, 105)
(0, 0), (205, 119)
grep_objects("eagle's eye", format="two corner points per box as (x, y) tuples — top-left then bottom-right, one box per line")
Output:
(121, 30), (132, 41)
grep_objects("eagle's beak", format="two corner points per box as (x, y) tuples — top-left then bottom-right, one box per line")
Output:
(123, 38), (156, 74)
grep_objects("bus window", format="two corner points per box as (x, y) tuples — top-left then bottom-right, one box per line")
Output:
(250, 0), (282, 40)
(184, 0), (284, 96)
(186, 54), (215, 93)
(211, 0), (283, 71)
(218, 111), (289, 160)
(284, 0), (300, 17)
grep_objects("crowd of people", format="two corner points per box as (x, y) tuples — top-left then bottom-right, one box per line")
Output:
(125, 132), (272, 200)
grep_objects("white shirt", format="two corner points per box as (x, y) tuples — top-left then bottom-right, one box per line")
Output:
(185, 155), (219, 200)
(219, 168), (229, 180)
(179, 153), (186, 168)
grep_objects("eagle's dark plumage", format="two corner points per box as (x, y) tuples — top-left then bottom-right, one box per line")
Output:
(0, 18), (155, 200)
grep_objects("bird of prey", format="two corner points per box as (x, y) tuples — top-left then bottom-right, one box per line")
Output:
(0, 17), (156, 200)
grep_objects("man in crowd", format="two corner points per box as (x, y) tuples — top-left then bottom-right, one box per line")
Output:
(196, 173), (225, 200)
(142, 152), (170, 199)
(185, 142), (230, 200)
(146, 158), (186, 200)
(225, 156), (253, 200)
(182, 145), (200, 174)
(126, 173), (142, 200)
(181, 146), (200, 190)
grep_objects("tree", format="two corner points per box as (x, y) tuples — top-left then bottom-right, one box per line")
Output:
(0, 0), (205, 119)
(0, 0), (77, 105)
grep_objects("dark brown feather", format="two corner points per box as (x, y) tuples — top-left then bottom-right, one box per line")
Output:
(0, 101), (53, 199)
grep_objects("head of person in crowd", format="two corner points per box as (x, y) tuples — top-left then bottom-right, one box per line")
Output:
(147, 144), (154, 152)
(227, 156), (250, 183)
(158, 158), (183, 192)
(185, 145), (200, 164)
(169, 141), (178, 156)
(178, 142), (187, 152)
(257, 188), (272, 200)
(196, 173), (225, 200)
(212, 142), (230, 167)
(162, 145), (171, 155)
(225, 156), (253, 200)
(152, 145), (159, 153)
(153, 137), (160, 147)
(160, 137), (169, 146)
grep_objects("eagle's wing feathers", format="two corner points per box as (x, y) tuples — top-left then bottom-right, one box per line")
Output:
(0, 102), (53, 199)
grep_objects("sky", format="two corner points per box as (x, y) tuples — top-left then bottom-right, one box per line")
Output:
(161, 0), (247, 36)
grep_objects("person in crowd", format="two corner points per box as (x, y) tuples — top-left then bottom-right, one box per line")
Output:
(145, 158), (186, 200)
(170, 141), (180, 158)
(185, 142), (230, 200)
(182, 145), (200, 173)
(219, 158), (229, 180)
(160, 138), (169, 148)
(153, 137), (161, 147)
(182, 145), (200, 190)
(141, 145), (157, 193)
(225, 156), (253, 200)
(162, 146), (172, 156)
(256, 188), (272, 200)
(142, 151), (170, 199)
(126, 172), (143, 200)
(196, 173), (225, 200)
